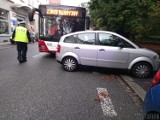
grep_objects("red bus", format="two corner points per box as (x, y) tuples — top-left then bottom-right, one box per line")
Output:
(28, 4), (90, 54)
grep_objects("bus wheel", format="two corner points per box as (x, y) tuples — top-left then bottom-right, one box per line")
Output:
(62, 57), (78, 72)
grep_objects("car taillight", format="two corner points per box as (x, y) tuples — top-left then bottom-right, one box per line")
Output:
(151, 70), (160, 87)
(57, 44), (61, 53)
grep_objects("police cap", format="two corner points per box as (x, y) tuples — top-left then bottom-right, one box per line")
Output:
(18, 21), (26, 25)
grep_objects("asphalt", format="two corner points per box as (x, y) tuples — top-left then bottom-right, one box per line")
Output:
(120, 75), (148, 102)
(0, 42), (152, 102)
(0, 42), (14, 49)
(0, 44), (144, 120)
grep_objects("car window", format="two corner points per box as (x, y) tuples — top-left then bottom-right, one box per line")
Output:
(77, 33), (95, 45)
(98, 33), (119, 46)
(64, 35), (77, 43)
(121, 39), (135, 48)
(98, 33), (135, 48)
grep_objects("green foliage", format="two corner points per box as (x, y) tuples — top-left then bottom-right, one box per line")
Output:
(88, 0), (160, 42)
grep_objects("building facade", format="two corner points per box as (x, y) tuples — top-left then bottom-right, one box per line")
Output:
(0, 0), (13, 42)
(49, 0), (61, 4)
(0, 0), (42, 43)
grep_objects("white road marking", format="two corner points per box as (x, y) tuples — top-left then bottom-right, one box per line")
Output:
(97, 88), (117, 117)
(0, 46), (14, 50)
(33, 53), (45, 58)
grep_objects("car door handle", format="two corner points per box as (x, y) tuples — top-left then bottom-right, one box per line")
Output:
(99, 49), (105, 51)
(74, 47), (80, 49)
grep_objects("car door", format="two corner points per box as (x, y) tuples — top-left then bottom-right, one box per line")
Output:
(72, 32), (97, 66)
(96, 32), (129, 69)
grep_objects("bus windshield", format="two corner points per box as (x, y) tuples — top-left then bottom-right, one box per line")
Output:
(28, 5), (89, 53)
(39, 15), (85, 41)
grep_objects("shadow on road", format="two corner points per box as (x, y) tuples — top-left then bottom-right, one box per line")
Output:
(41, 53), (56, 59)
(78, 65), (129, 76)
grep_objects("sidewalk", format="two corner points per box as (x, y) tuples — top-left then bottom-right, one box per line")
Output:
(0, 41), (10, 45)
(0, 42), (14, 49)
(131, 76), (153, 92)
(120, 75), (153, 102)
(120, 75), (146, 102)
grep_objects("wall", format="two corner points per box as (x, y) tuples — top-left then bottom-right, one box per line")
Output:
(0, 0), (41, 43)
(0, 0), (53, 43)
(49, 0), (61, 4)
(0, 0), (13, 42)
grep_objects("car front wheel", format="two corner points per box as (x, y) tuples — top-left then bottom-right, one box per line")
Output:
(62, 57), (78, 72)
(131, 62), (152, 78)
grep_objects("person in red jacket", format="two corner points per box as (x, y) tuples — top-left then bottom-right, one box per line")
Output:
(50, 17), (62, 37)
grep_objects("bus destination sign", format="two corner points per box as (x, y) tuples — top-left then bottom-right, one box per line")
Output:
(46, 9), (79, 17)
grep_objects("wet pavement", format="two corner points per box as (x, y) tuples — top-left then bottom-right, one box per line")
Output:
(0, 42), (156, 97)
(131, 74), (155, 92)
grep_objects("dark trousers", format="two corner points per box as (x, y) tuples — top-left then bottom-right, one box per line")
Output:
(16, 42), (28, 61)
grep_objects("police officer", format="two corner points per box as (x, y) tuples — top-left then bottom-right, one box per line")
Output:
(12, 21), (31, 63)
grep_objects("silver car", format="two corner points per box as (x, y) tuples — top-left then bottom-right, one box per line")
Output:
(56, 31), (160, 78)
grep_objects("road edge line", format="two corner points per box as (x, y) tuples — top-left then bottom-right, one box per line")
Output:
(120, 75), (146, 102)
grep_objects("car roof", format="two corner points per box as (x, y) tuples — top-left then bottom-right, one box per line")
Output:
(62, 30), (126, 39)
(61, 30), (139, 48)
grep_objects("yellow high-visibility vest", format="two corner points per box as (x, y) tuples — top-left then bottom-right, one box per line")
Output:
(14, 26), (29, 43)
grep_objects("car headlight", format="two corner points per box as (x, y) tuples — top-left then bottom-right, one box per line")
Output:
(153, 55), (160, 60)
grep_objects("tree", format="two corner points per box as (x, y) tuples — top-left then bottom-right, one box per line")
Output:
(88, 0), (160, 41)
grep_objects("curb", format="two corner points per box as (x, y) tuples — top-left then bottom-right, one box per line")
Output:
(120, 75), (146, 102)
(0, 42), (13, 50)
(0, 42), (10, 45)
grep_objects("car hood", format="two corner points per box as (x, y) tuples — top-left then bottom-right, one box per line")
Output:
(138, 48), (158, 57)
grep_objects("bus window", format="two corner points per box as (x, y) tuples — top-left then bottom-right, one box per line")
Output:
(39, 16), (85, 39)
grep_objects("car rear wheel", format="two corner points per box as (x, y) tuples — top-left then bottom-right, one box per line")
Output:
(62, 57), (78, 72)
(131, 62), (152, 78)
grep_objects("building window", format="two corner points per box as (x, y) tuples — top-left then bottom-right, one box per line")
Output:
(0, 9), (9, 34)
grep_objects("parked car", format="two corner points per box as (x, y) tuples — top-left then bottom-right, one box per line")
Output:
(34, 33), (38, 42)
(144, 70), (160, 120)
(56, 31), (160, 78)
(10, 36), (15, 44)
(30, 32), (38, 43)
